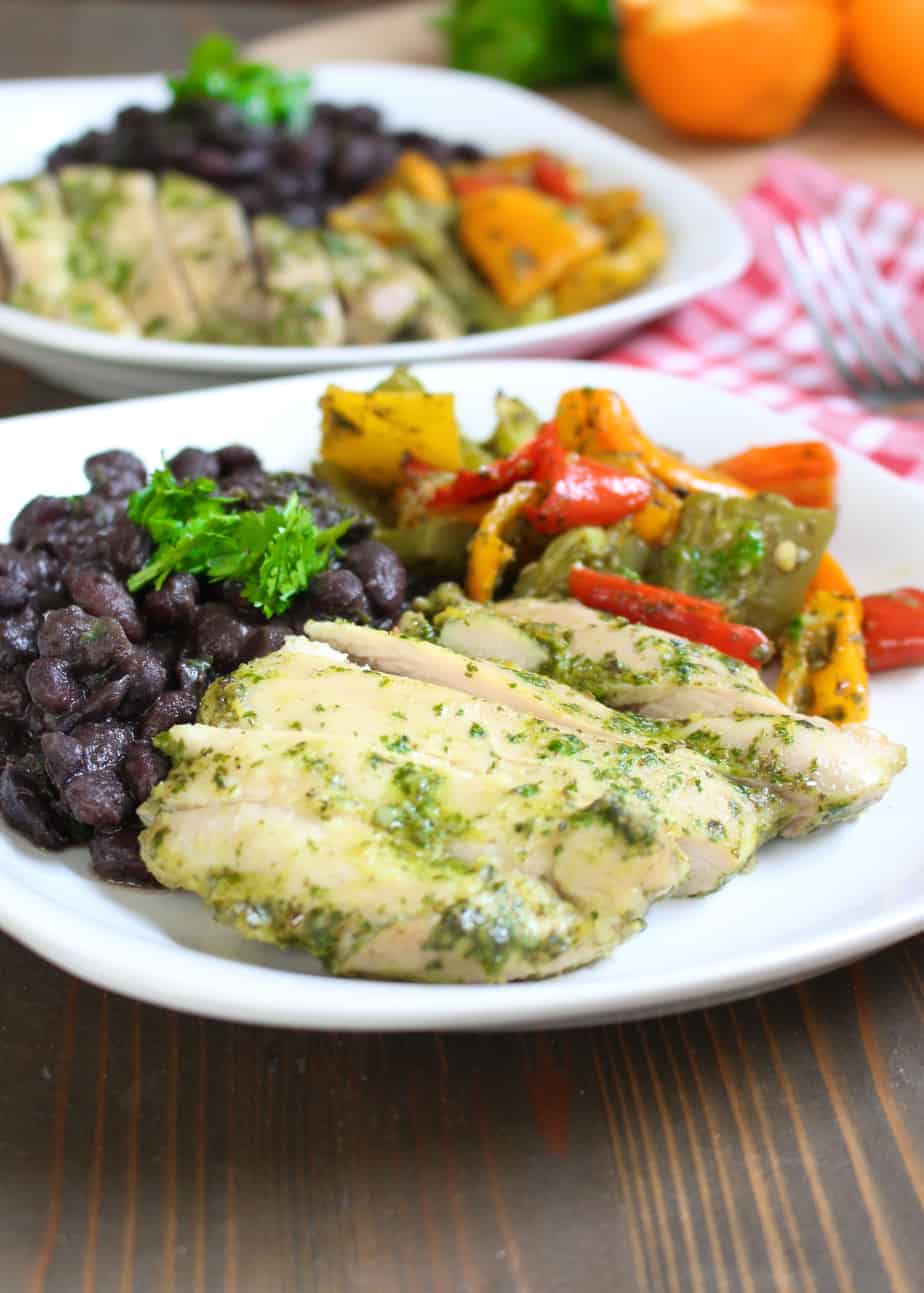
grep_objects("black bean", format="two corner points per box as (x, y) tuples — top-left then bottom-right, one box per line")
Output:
(217, 444), (261, 475)
(26, 658), (83, 714)
(0, 577), (29, 614)
(332, 132), (391, 190)
(167, 447), (221, 482)
(192, 603), (254, 673)
(145, 632), (182, 677)
(190, 146), (234, 182)
(119, 647), (169, 718)
(37, 608), (129, 673)
(142, 572), (199, 628)
(64, 566), (145, 643)
(0, 673), (28, 720)
(79, 673), (132, 721)
(218, 582), (265, 624)
(0, 605), (40, 667)
(281, 202), (320, 230)
(0, 766), (74, 851)
(452, 143), (484, 164)
(0, 717), (26, 763)
(106, 517), (153, 579)
(41, 721), (132, 789)
(0, 546), (32, 586)
(138, 690), (198, 739)
(83, 449), (147, 498)
(10, 495), (71, 548)
(19, 549), (60, 588)
(248, 624), (291, 660)
(308, 569), (370, 621)
(63, 768), (133, 829)
(342, 540), (407, 619)
(176, 657), (213, 698)
(121, 741), (170, 802)
(89, 828), (160, 887)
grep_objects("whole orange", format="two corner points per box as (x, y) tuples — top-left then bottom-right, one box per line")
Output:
(620, 0), (844, 142)
(846, 0), (924, 131)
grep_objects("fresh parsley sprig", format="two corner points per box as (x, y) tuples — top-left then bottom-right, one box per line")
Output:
(127, 468), (354, 618)
(168, 33), (313, 131)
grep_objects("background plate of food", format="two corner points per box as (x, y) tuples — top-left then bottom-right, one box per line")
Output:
(0, 359), (920, 1031)
(0, 54), (748, 399)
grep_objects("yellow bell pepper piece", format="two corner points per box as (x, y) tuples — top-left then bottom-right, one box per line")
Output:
(320, 387), (462, 491)
(776, 589), (869, 725)
(457, 186), (604, 310)
(466, 481), (541, 603)
(394, 151), (452, 205)
(554, 213), (667, 315)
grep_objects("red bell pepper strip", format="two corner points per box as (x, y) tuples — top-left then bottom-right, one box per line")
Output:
(427, 424), (558, 509)
(532, 153), (580, 203)
(568, 566), (773, 667)
(524, 439), (652, 534)
(450, 171), (513, 196)
(861, 588), (924, 672)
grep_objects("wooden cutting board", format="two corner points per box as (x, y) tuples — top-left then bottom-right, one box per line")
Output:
(248, 0), (924, 203)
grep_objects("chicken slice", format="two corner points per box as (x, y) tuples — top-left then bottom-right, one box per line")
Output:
(57, 165), (197, 337)
(490, 597), (786, 718)
(401, 599), (907, 838)
(140, 639), (687, 981)
(322, 230), (431, 344)
(252, 215), (346, 346)
(666, 711), (906, 836)
(292, 632), (776, 894)
(0, 177), (137, 333)
(157, 173), (265, 342)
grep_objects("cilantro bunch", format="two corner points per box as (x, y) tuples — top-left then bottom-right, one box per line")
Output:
(438, 0), (624, 89)
(126, 467), (354, 619)
(168, 33), (313, 130)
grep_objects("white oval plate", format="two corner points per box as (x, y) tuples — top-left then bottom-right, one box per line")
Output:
(0, 65), (749, 400)
(0, 360), (921, 1031)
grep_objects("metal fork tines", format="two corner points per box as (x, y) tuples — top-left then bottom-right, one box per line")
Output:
(776, 217), (924, 411)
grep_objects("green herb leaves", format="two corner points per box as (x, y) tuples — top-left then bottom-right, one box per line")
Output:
(127, 468), (354, 618)
(168, 33), (312, 130)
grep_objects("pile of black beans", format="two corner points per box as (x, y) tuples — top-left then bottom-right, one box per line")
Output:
(0, 445), (408, 884)
(46, 98), (483, 228)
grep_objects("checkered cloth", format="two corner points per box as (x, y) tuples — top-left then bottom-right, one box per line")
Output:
(602, 154), (924, 485)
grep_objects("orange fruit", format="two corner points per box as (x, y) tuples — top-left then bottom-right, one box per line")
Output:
(846, 0), (924, 131)
(620, 0), (844, 141)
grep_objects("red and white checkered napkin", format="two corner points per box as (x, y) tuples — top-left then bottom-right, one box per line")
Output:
(601, 153), (924, 485)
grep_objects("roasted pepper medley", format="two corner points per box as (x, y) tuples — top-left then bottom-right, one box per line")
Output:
(320, 369), (924, 725)
(0, 144), (665, 345)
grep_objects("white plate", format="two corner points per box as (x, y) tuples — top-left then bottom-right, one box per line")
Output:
(0, 360), (921, 1031)
(0, 66), (749, 400)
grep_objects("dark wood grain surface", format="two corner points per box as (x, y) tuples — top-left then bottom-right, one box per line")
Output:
(0, 6), (922, 1291)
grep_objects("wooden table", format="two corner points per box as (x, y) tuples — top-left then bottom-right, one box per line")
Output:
(1, 6), (922, 1291)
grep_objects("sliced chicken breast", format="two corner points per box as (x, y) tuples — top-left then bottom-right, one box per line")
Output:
(57, 165), (197, 337)
(491, 597), (787, 718)
(0, 177), (136, 333)
(296, 630), (776, 894)
(252, 216), (345, 347)
(141, 638), (687, 980)
(157, 173), (264, 341)
(401, 599), (907, 840)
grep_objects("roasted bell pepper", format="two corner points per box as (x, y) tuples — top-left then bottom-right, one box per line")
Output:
(532, 153), (581, 203)
(569, 566), (772, 666)
(776, 590), (869, 724)
(712, 441), (837, 509)
(554, 387), (750, 497)
(861, 588), (924, 673)
(466, 481), (541, 603)
(428, 424), (557, 509)
(524, 438), (652, 535)
(807, 551), (855, 597)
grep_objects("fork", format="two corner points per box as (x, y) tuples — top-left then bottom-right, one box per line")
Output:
(775, 216), (924, 416)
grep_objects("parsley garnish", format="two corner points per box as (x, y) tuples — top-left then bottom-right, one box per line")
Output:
(127, 468), (353, 618)
(168, 33), (312, 130)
